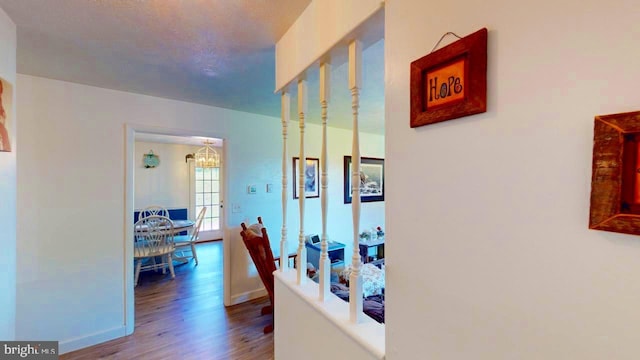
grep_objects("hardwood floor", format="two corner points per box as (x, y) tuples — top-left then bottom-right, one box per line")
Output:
(61, 241), (274, 360)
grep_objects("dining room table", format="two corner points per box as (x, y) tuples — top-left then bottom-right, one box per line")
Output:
(135, 219), (195, 235)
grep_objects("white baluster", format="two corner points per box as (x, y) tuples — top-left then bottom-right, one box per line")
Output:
(348, 40), (364, 323)
(281, 91), (290, 272)
(319, 62), (331, 301)
(297, 78), (308, 285)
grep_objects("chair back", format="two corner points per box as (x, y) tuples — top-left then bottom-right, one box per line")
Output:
(140, 205), (169, 219)
(240, 217), (276, 304)
(190, 207), (207, 241)
(134, 215), (175, 257)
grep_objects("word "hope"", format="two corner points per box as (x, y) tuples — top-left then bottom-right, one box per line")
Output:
(429, 76), (463, 102)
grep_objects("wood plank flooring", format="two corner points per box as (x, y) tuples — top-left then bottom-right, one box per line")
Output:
(61, 241), (274, 360)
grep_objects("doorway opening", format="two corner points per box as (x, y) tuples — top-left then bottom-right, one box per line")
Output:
(124, 125), (231, 335)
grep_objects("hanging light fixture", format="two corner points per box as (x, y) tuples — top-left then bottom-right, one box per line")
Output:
(193, 140), (220, 168)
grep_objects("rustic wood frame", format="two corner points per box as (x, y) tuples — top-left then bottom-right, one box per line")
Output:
(589, 110), (640, 235)
(410, 28), (488, 128)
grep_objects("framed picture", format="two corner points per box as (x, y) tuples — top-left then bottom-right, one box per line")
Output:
(343, 156), (384, 204)
(293, 157), (320, 199)
(0, 77), (12, 152)
(589, 110), (640, 235)
(410, 27), (487, 128)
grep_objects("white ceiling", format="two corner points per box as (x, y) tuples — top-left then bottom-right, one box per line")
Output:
(0, 0), (385, 134)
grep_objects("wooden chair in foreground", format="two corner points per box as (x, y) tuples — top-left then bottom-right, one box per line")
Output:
(240, 217), (276, 334)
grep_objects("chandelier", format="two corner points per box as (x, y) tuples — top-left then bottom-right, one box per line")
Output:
(194, 140), (220, 168)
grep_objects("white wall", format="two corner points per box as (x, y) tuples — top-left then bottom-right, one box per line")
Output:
(15, 75), (285, 352)
(15, 74), (383, 352)
(134, 141), (201, 212)
(386, 1), (640, 359)
(275, 0), (383, 91)
(275, 271), (384, 360)
(0, 5), (16, 340)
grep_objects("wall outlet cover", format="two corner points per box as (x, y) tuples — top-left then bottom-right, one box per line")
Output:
(247, 185), (257, 194)
(266, 184), (273, 193)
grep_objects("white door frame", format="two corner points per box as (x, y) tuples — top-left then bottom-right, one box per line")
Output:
(124, 123), (231, 335)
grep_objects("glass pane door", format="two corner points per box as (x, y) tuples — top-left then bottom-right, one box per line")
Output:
(194, 167), (221, 232)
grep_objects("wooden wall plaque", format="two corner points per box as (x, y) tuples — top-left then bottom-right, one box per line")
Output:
(589, 110), (640, 235)
(410, 28), (487, 128)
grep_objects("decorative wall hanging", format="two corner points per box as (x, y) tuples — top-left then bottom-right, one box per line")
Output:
(143, 150), (159, 168)
(344, 156), (385, 204)
(293, 157), (319, 199)
(410, 28), (488, 128)
(589, 110), (640, 235)
(0, 77), (12, 152)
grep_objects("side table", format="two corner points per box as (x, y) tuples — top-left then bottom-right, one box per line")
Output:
(305, 241), (345, 271)
(358, 238), (385, 267)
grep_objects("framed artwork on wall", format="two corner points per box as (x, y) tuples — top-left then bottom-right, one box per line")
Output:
(410, 27), (487, 128)
(293, 157), (320, 199)
(0, 77), (12, 152)
(343, 156), (385, 204)
(589, 110), (640, 235)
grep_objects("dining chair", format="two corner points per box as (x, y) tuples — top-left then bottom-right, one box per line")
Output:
(133, 215), (176, 286)
(174, 207), (207, 265)
(140, 205), (169, 220)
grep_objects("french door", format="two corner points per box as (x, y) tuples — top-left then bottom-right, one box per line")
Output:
(189, 163), (223, 241)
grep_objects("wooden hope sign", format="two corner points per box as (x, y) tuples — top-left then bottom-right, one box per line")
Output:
(410, 28), (487, 128)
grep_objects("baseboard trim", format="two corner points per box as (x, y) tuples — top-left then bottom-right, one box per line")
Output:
(59, 326), (126, 354)
(230, 287), (267, 305)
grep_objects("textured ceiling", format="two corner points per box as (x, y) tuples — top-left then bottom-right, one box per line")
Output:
(0, 0), (385, 134)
